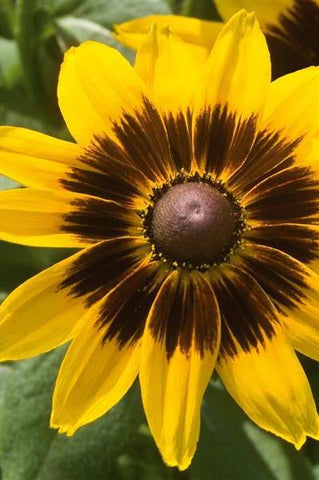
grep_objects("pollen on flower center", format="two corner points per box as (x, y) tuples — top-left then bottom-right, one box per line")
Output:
(151, 182), (237, 265)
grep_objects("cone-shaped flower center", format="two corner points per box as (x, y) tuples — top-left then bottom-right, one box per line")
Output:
(151, 182), (236, 265)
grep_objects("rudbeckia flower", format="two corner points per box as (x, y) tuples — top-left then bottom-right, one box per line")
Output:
(115, 0), (319, 79)
(1, 10), (319, 471)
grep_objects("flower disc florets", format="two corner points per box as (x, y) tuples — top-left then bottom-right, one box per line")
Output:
(141, 173), (245, 270)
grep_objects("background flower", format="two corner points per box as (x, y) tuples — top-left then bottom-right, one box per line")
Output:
(116, 0), (319, 79)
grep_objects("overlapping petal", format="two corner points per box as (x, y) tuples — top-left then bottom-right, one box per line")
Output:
(0, 237), (145, 360)
(115, 14), (222, 53)
(214, 265), (319, 447)
(52, 258), (162, 434)
(135, 25), (203, 115)
(51, 308), (140, 435)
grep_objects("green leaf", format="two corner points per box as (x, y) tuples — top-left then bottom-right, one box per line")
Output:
(56, 16), (118, 46)
(0, 365), (11, 406)
(0, 348), (169, 480)
(50, 0), (171, 29)
(55, 16), (132, 60)
(190, 381), (315, 480)
(313, 464), (319, 479)
(0, 37), (21, 88)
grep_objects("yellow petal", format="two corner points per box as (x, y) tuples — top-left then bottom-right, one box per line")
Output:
(135, 25), (203, 114)
(0, 188), (135, 247)
(212, 262), (319, 446)
(51, 308), (139, 435)
(286, 304), (319, 362)
(269, 255), (319, 363)
(58, 41), (146, 146)
(0, 252), (86, 360)
(52, 256), (162, 433)
(243, 223), (319, 266)
(242, 164), (319, 224)
(116, 14), (222, 50)
(0, 126), (81, 189)
(215, 0), (292, 27)
(217, 325), (319, 448)
(140, 270), (220, 470)
(237, 243), (319, 364)
(0, 237), (145, 360)
(194, 10), (271, 119)
(263, 67), (319, 141)
(115, 14), (223, 61)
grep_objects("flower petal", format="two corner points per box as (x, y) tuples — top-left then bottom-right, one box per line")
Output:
(238, 244), (319, 363)
(0, 254), (85, 361)
(194, 10), (271, 120)
(242, 164), (319, 223)
(263, 67), (319, 140)
(217, 327), (319, 447)
(135, 25), (203, 115)
(0, 237), (144, 360)
(115, 14), (222, 58)
(51, 258), (163, 434)
(215, 0), (292, 27)
(140, 270), (220, 470)
(214, 265), (319, 447)
(0, 188), (137, 247)
(0, 127), (81, 188)
(51, 309), (140, 435)
(243, 223), (319, 266)
(58, 41), (147, 146)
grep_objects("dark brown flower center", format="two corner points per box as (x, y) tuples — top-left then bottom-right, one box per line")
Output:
(151, 182), (236, 265)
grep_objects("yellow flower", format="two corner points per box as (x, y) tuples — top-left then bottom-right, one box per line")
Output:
(115, 0), (319, 79)
(1, 10), (319, 470)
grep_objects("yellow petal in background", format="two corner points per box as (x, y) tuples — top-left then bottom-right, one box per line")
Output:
(115, 14), (223, 62)
(215, 0), (292, 28)
(135, 25), (203, 114)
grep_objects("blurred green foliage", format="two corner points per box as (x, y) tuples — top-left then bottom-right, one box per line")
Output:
(0, 0), (319, 479)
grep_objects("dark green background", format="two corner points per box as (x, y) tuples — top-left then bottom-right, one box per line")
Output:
(0, 1), (318, 478)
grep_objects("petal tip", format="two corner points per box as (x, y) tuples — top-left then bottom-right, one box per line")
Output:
(50, 417), (76, 436)
(160, 448), (193, 471)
